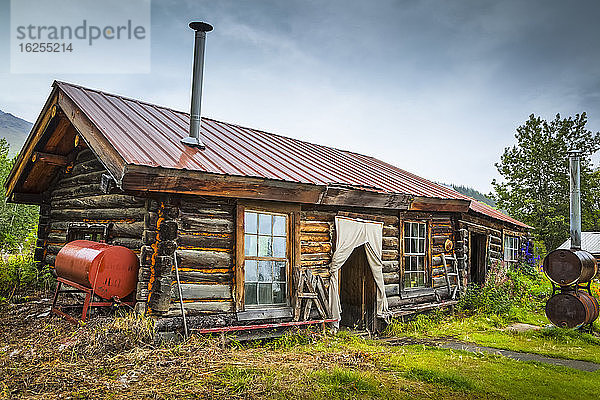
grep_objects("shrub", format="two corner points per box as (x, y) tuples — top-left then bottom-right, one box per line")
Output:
(0, 253), (54, 299)
(457, 260), (548, 317)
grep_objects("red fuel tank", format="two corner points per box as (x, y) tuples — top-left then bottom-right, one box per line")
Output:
(55, 240), (139, 300)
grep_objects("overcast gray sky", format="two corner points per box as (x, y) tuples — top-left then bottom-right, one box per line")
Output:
(1, 0), (599, 193)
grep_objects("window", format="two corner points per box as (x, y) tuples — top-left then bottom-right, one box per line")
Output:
(403, 221), (427, 289)
(243, 211), (288, 306)
(504, 236), (519, 263)
(67, 224), (107, 242)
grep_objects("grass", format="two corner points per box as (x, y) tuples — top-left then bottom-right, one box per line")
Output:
(0, 297), (599, 400)
(386, 308), (600, 364)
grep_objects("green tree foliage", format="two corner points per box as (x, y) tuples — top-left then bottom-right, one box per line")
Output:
(493, 113), (600, 251)
(0, 138), (39, 252)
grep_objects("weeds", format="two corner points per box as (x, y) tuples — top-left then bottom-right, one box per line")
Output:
(403, 367), (475, 392)
(0, 253), (53, 300)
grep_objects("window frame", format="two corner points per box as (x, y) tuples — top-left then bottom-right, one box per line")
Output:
(235, 201), (300, 312)
(67, 223), (108, 242)
(401, 220), (429, 291)
(504, 235), (519, 263)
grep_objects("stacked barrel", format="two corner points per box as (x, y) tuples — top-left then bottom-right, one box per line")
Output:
(543, 249), (598, 328)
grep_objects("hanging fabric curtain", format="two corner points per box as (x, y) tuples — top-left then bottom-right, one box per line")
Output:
(328, 216), (390, 327)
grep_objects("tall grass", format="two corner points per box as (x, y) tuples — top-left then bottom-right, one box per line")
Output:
(0, 253), (53, 300)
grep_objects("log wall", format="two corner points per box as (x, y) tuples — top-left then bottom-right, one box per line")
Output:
(36, 148), (146, 273)
(168, 196), (236, 317)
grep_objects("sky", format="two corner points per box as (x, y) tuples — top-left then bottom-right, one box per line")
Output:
(0, 0), (599, 193)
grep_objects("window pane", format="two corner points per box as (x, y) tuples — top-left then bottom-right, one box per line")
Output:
(273, 236), (286, 258)
(245, 234), (257, 257)
(245, 260), (258, 282)
(273, 261), (286, 281)
(417, 256), (424, 271)
(258, 283), (272, 304)
(258, 260), (272, 282)
(273, 282), (286, 304)
(417, 273), (425, 287)
(245, 212), (258, 234)
(245, 283), (257, 305)
(419, 223), (425, 237)
(258, 214), (272, 235)
(273, 215), (286, 236)
(418, 238), (425, 254)
(258, 235), (272, 257)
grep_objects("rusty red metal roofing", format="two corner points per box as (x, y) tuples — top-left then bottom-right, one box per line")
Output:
(55, 81), (529, 228)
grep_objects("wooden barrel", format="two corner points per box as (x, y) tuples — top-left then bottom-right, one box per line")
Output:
(545, 291), (599, 328)
(542, 249), (597, 286)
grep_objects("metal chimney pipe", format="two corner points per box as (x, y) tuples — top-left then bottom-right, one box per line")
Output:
(182, 21), (213, 149)
(569, 150), (582, 250)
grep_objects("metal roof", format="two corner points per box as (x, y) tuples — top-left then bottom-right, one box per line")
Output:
(558, 233), (600, 254)
(55, 81), (529, 228)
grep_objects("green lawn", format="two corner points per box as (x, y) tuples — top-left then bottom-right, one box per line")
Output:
(2, 298), (600, 399)
(386, 308), (600, 364)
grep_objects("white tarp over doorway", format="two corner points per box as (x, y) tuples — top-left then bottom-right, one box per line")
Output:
(329, 216), (389, 327)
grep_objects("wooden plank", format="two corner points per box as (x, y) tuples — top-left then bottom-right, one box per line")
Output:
(171, 283), (232, 300)
(58, 90), (126, 183)
(32, 151), (68, 166)
(167, 300), (235, 315)
(235, 203), (245, 311)
(51, 194), (145, 209)
(385, 283), (399, 297)
(300, 221), (330, 233)
(410, 197), (470, 212)
(237, 307), (293, 321)
(177, 249), (232, 269)
(5, 90), (58, 199)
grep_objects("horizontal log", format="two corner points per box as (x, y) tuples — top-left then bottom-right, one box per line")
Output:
(385, 284), (399, 297)
(178, 197), (235, 214)
(382, 249), (398, 261)
(178, 214), (234, 234)
(171, 283), (232, 300)
(166, 300), (235, 315)
(383, 226), (399, 237)
(300, 210), (335, 222)
(383, 236), (399, 249)
(177, 232), (233, 250)
(433, 276), (448, 288)
(178, 270), (233, 284)
(490, 235), (502, 245)
(384, 272), (399, 285)
(490, 250), (502, 260)
(47, 232), (66, 243)
(301, 242), (332, 254)
(490, 243), (502, 252)
(432, 255), (455, 267)
(300, 252), (331, 261)
(110, 222), (145, 238)
(51, 184), (101, 199)
(51, 194), (145, 209)
(47, 244), (64, 255)
(382, 261), (399, 273)
(300, 232), (330, 242)
(50, 207), (146, 221)
(338, 211), (398, 225)
(432, 235), (451, 246)
(300, 221), (330, 233)
(300, 259), (330, 267)
(71, 158), (103, 175)
(177, 250), (232, 269)
(110, 237), (143, 249)
(55, 170), (105, 189)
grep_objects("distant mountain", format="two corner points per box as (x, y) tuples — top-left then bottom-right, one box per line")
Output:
(0, 109), (32, 154)
(438, 182), (496, 208)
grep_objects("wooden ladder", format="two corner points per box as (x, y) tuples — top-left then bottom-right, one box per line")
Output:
(441, 253), (461, 300)
(293, 268), (329, 321)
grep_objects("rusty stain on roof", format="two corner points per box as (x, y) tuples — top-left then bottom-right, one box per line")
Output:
(55, 81), (529, 228)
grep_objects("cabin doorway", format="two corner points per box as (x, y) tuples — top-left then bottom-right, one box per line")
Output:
(470, 233), (487, 285)
(339, 245), (376, 330)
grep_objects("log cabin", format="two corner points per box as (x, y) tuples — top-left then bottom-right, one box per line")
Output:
(4, 80), (531, 333)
